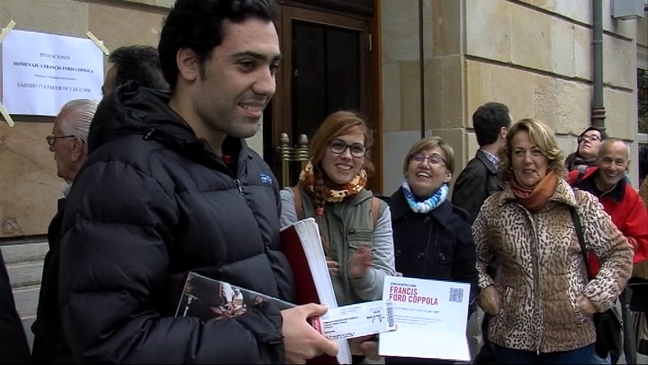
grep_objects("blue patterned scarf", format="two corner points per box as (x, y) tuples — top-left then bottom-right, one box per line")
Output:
(401, 180), (449, 214)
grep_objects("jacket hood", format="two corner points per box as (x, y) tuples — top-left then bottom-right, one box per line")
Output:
(87, 81), (200, 155)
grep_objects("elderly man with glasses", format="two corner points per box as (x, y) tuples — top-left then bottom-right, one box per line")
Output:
(31, 98), (98, 364)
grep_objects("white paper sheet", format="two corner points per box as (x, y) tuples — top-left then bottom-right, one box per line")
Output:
(1, 29), (104, 116)
(379, 276), (472, 362)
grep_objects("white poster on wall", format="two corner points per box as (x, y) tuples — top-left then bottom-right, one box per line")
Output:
(1, 29), (104, 116)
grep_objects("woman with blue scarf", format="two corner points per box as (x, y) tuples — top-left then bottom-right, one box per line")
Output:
(385, 136), (478, 365)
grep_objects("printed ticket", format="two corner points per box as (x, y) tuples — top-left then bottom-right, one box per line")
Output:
(311, 300), (396, 340)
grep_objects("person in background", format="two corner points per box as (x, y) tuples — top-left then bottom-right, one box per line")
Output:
(1, 248), (31, 364)
(640, 176), (648, 211)
(386, 136), (478, 365)
(55, 0), (337, 363)
(452, 101), (512, 364)
(279, 110), (396, 364)
(452, 102), (511, 223)
(565, 126), (608, 172)
(567, 138), (648, 364)
(567, 138), (648, 281)
(102, 45), (169, 96)
(31, 99), (98, 364)
(474, 118), (633, 364)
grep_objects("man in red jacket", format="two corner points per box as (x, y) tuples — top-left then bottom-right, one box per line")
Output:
(568, 137), (648, 364)
(568, 137), (648, 273)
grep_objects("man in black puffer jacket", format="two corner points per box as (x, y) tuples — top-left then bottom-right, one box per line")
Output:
(56, 0), (338, 363)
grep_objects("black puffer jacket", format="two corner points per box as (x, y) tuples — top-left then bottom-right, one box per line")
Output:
(58, 83), (294, 364)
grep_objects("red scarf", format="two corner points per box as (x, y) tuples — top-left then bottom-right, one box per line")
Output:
(510, 170), (558, 212)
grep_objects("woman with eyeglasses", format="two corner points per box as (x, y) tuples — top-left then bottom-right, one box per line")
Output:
(279, 110), (396, 363)
(384, 136), (478, 365)
(565, 127), (608, 172)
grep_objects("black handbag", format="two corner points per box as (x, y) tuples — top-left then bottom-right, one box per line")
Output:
(570, 205), (623, 359)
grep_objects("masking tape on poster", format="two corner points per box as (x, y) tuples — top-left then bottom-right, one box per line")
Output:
(0, 19), (15, 44)
(0, 20), (16, 127)
(86, 31), (110, 55)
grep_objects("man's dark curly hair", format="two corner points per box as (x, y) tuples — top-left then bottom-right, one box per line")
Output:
(108, 45), (169, 92)
(158, 0), (277, 90)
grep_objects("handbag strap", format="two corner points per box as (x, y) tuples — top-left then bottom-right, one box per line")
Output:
(569, 191), (594, 281)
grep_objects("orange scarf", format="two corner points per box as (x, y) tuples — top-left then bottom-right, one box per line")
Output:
(510, 170), (558, 212)
(298, 161), (367, 204)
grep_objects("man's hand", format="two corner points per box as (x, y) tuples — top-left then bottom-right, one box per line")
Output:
(282, 304), (339, 364)
(479, 285), (500, 315)
(577, 294), (597, 315)
(349, 244), (373, 278)
(349, 335), (380, 361)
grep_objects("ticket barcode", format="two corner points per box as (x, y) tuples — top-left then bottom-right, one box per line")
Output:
(386, 301), (395, 328)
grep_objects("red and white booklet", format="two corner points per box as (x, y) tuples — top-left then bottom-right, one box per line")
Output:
(280, 217), (352, 364)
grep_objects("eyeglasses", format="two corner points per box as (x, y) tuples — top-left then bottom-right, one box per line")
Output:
(329, 140), (366, 158)
(46, 135), (75, 146)
(410, 153), (446, 166)
(578, 134), (601, 143)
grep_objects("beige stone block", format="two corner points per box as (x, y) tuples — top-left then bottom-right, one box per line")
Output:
(511, 4), (552, 72)
(381, 0), (432, 63)
(490, 65), (535, 121)
(430, 0), (462, 57)
(516, 0), (589, 25)
(88, 2), (166, 53)
(0, 0), (89, 37)
(556, 134), (579, 163)
(550, 18), (575, 77)
(382, 62), (402, 132)
(603, 34), (635, 90)
(116, 0), (175, 8)
(423, 58), (443, 131)
(399, 60), (422, 131)
(533, 74), (591, 135)
(426, 55), (463, 129)
(0, 121), (65, 238)
(638, 17), (648, 48)
(465, 0), (512, 63)
(465, 61), (492, 124)
(604, 88), (636, 140)
(573, 25), (593, 80)
(466, 132), (480, 160)
(466, 62), (538, 126)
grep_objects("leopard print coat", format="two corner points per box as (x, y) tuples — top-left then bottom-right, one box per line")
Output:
(473, 178), (633, 353)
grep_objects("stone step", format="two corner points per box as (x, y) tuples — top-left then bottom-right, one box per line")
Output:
(12, 285), (40, 319)
(6, 261), (44, 289)
(1, 242), (48, 264)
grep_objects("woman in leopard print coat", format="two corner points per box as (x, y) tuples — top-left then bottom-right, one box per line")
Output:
(473, 118), (633, 364)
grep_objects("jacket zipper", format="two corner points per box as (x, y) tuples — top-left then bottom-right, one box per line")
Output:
(529, 214), (544, 354)
(235, 179), (243, 195)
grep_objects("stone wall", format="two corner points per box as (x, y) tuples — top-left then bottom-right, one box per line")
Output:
(380, 0), (643, 194)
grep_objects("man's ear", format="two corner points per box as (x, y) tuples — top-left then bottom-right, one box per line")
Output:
(500, 126), (508, 140)
(71, 138), (85, 162)
(176, 48), (200, 83)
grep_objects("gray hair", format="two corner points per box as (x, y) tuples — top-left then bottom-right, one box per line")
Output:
(57, 99), (99, 152)
(598, 137), (631, 159)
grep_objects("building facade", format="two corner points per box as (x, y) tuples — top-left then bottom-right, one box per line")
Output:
(0, 0), (646, 345)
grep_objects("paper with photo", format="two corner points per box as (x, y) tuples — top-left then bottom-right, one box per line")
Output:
(378, 276), (472, 362)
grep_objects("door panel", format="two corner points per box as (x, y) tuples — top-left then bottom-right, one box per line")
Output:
(269, 5), (376, 189)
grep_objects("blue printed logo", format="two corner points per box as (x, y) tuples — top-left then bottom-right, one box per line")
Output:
(260, 173), (272, 185)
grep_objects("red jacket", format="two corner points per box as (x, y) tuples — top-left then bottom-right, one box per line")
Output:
(567, 167), (648, 275)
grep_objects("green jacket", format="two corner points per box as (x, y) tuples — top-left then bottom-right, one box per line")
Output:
(280, 186), (396, 305)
